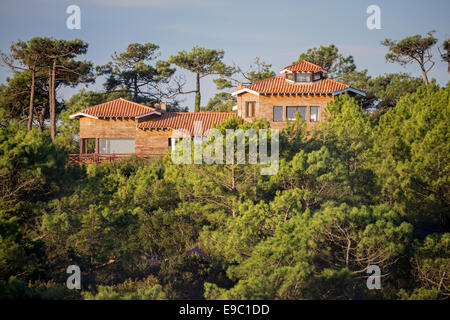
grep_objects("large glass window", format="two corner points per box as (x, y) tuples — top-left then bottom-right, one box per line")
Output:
(273, 106), (283, 122)
(295, 73), (310, 82)
(99, 138), (135, 154)
(310, 106), (320, 122)
(286, 106), (306, 121)
(245, 101), (256, 117)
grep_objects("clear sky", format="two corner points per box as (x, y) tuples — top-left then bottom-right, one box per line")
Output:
(0, 0), (449, 111)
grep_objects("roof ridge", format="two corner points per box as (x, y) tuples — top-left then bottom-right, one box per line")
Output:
(281, 60), (325, 72)
(166, 111), (238, 115)
(323, 77), (350, 88)
(117, 98), (155, 110)
(242, 75), (281, 89)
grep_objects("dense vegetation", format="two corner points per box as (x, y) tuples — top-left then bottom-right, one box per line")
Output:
(0, 34), (449, 300)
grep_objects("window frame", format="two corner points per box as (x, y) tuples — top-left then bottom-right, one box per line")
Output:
(245, 101), (256, 117)
(295, 72), (311, 83)
(273, 106), (283, 122)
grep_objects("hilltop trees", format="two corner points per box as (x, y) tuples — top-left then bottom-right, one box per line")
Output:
(0, 37), (94, 140)
(382, 31), (437, 85)
(98, 43), (176, 104)
(0, 38), (46, 130)
(296, 44), (356, 78)
(169, 46), (233, 112)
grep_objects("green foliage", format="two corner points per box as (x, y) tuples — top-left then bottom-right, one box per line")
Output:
(205, 204), (412, 299)
(399, 233), (449, 299)
(0, 277), (77, 300)
(371, 83), (449, 233)
(82, 278), (167, 300)
(0, 122), (66, 201)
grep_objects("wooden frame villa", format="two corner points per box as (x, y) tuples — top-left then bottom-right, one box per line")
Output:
(69, 60), (365, 164)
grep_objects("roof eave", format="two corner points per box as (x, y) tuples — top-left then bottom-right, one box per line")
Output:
(280, 68), (327, 74)
(332, 88), (366, 97)
(135, 111), (162, 119)
(231, 88), (260, 96)
(69, 112), (99, 120)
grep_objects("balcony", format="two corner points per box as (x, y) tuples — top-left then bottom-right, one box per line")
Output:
(67, 153), (132, 165)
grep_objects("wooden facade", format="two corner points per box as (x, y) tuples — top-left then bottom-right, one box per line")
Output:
(69, 61), (365, 164)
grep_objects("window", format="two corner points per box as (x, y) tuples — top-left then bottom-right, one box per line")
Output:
(286, 73), (294, 81)
(273, 106), (283, 122)
(245, 101), (256, 117)
(286, 106), (306, 121)
(310, 106), (320, 122)
(313, 72), (321, 81)
(295, 73), (310, 82)
(99, 138), (135, 154)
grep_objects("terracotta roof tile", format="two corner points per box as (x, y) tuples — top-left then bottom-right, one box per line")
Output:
(234, 76), (349, 95)
(281, 60), (325, 73)
(137, 112), (237, 135)
(69, 98), (155, 119)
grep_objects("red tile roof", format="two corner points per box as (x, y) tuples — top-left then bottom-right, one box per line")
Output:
(234, 76), (350, 95)
(137, 112), (237, 135)
(281, 60), (326, 73)
(69, 98), (156, 119)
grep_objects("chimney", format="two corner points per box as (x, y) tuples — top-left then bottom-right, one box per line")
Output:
(237, 82), (242, 90)
(160, 102), (167, 111)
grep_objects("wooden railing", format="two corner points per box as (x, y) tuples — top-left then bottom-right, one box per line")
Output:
(67, 153), (131, 164)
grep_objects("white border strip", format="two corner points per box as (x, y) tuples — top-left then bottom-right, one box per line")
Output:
(280, 68), (327, 74)
(69, 112), (99, 119)
(332, 88), (366, 97)
(135, 111), (161, 119)
(231, 88), (260, 96)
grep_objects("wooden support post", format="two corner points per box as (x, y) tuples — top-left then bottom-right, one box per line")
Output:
(95, 138), (99, 154)
(80, 138), (84, 154)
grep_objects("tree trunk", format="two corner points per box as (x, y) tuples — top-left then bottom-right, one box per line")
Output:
(420, 65), (429, 85)
(49, 60), (56, 141)
(38, 104), (47, 132)
(27, 69), (35, 131)
(133, 74), (138, 102)
(195, 73), (201, 112)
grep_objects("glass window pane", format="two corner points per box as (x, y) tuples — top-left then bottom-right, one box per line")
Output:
(286, 107), (296, 120)
(310, 106), (320, 122)
(273, 106), (283, 121)
(287, 106), (306, 121)
(298, 107), (306, 120)
(99, 138), (135, 154)
(296, 73), (310, 82)
(245, 101), (256, 117)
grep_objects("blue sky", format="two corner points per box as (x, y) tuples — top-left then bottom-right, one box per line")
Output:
(0, 0), (449, 111)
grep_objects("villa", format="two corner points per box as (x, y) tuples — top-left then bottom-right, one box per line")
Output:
(69, 60), (365, 163)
